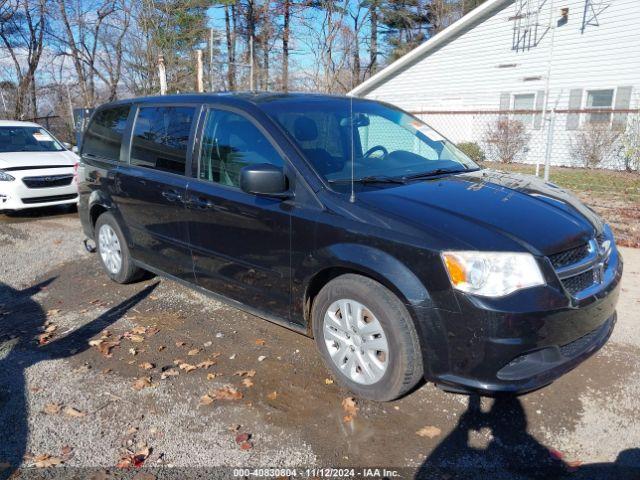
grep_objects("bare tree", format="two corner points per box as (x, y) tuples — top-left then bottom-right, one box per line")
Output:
(53, 0), (117, 107)
(483, 118), (530, 163)
(0, 0), (46, 119)
(570, 124), (620, 168)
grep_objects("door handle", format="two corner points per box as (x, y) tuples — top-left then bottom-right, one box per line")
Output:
(162, 189), (183, 203)
(186, 195), (215, 210)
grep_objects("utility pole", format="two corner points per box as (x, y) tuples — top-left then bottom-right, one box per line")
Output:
(196, 49), (204, 93)
(249, 36), (254, 91)
(209, 28), (215, 91)
(158, 55), (167, 95)
(65, 84), (75, 128)
(541, 0), (557, 181)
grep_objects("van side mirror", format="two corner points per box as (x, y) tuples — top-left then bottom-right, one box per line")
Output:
(71, 146), (79, 154)
(240, 164), (289, 198)
(62, 142), (72, 149)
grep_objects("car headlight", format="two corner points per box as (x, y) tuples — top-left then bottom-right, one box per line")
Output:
(441, 251), (545, 297)
(0, 171), (15, 181)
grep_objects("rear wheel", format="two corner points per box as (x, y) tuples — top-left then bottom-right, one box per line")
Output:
(312, 274), (423, 401)
(95, 212), (142, 284)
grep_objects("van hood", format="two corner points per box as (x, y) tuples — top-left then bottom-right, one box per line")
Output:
(357, 169), (603, 256)
(0, 151), (78, 170)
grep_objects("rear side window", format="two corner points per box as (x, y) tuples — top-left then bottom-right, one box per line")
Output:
(82, 106), (130, 160)
(130, 106), (195, 175)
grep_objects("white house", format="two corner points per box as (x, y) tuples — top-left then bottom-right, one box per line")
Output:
(350, 0), (640, 170)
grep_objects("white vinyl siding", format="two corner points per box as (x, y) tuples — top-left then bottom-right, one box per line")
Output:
(359, 0), (640, 168)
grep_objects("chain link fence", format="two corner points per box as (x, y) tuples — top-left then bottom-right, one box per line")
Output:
(410, 107), (640, 173)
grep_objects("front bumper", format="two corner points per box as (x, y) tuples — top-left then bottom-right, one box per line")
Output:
(0, 167), (78, 211)
(415, 247), (623, 395)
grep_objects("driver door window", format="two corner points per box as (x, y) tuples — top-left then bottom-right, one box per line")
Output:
(358, 115), (438, 160)
(199, 109), (284, 187)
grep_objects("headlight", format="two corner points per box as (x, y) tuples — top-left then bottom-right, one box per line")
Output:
(441, 251), (545, 297)
(0, 171), (15, 181)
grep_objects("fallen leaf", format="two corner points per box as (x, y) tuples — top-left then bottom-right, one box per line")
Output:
(235, 432), (251, 444)
(89, 339), (104, 347)
(240, 441), (253, 450)
(255, 339), (266, 346)
(146, 327), (160, 336)
(233, 370), (256, 378)
(128, 335), (144, 343)
(97, 341), (120, 358)
(257, 355), (266, 362)
(160, 368), (179, 379)
(342, 397), (358, 422)
(102, 368), (112, 374)
(38, 333), (53, 345)
(266, 391), (277, 401)
(33, 454), (63, 468)
(130, 326), (147, 335)
(416, 426), (442, 439)
(187, 348), (200, 356)
(566, 459), (583, 472)
(199, 394), (215, 406)
(64, 407), (86, 418)
(206, 373), (219, 380)
(203, 341), (212, 347)
(242, 378), (254, 388)
(179, 363), (197, 373)
(549, 448), (564, 461)
(175, 341), (186, 347)
(128, 348), (137, 356)
(139, 362), (155, 370)
(43, 403), (62, 415)
(196, 360), (216, 369)
(132, 377), (153, 391)
(46, 309), (61, 317)
(157, 346), (166, 352)
(210, 386), (243, 401)
(44, 324), (57, 333)
(324, 378), (334, 385)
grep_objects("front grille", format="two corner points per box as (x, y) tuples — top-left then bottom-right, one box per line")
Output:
(22, 174), (73, 189)
(561, 269), (595, 295)
(21, 193), (78, 204)
(548, 243), (590, 269)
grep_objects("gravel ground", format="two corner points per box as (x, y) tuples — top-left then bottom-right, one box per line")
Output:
(1, 209), (639, 479)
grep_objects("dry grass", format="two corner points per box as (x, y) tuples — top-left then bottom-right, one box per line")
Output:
(483, 162), (640, 248)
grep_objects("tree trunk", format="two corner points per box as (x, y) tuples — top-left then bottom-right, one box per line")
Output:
(369, 1), (378, 75)
(224, 4), (235, 90)
(282, 0), (290, 91)
(30, 76), (37, 118)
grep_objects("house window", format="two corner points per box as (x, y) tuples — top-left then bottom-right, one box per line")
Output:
(513, 93), (535, 127)
(586, 89), (614, 124)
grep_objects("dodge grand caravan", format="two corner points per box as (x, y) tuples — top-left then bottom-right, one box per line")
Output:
(78, 93), (622, 401)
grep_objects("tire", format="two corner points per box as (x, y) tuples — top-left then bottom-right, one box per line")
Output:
(95, 212), (143, 284)
(312, 274), (423, 401)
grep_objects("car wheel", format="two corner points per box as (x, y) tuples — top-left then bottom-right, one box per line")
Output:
(95, 212), (143, 284)
(312, 274), (423, 401)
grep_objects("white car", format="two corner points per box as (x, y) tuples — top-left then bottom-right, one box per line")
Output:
(0, 120), (79, 212)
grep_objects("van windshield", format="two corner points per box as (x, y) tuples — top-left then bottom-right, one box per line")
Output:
(0, 126), (65, 153)
(259, 97), (478, 185)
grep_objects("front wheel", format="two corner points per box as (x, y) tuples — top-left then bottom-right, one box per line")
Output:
(95, 212), (143, 284)
(312, 274), (423, 401)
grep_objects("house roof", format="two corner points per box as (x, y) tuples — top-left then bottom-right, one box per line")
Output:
(349, 0), (514, 97)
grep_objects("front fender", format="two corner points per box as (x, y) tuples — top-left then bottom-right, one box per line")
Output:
(312, 243), (432, 308)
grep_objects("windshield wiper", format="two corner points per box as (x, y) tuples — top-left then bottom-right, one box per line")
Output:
(329, 175), (407, 184)
(402, 168), (478, 181)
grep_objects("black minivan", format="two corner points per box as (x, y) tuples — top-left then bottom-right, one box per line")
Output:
(78, 93), (622, 401)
